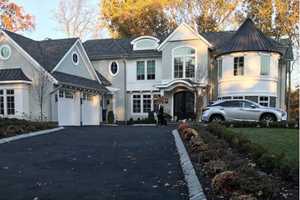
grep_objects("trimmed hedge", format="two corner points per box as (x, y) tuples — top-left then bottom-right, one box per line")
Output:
(207, 122), (298, 181)
(218, 121), (299, 129)
(0, 118), (58, 138)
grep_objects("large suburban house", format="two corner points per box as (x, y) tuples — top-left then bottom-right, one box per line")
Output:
(0, 18), (293, 125)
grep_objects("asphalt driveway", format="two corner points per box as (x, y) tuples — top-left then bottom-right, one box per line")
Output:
(0, 126), (188, 200)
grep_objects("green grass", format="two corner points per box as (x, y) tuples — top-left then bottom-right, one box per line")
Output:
(229, 128), (299, 164)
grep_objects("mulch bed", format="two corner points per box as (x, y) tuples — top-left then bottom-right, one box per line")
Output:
(178, 123), (299, 200)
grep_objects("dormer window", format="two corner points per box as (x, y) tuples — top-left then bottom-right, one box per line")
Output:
(131, 36), (160, 51)
(72, 52), (79, 65)
(173, 46), (196, 79)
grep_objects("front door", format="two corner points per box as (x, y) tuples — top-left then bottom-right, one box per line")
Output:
(174, 91), (195, 120)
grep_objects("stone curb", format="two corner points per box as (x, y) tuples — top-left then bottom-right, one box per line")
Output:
(172, 129), (207, 200)
(0, 127), (64, 144)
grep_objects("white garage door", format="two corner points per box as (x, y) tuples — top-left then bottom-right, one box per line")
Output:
(81, 94), (100, 126)
(57, 91), (80, 126)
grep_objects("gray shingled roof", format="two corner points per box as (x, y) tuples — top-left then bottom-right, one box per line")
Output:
(213, 18), (285, 56)
(83, 38), (161, 60)
(52, 71), (108, 93)
(95, 71), (111, 86)
(0, 68), (31, 82)
(3, 30), (78, 72)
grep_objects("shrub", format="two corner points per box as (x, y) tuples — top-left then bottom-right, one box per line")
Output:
(212, 171), (240, 194)
(107, 111), (114, 124)
(190, 140), (209, 153)
(230, 193), (257, 200)
(182, 128), (198, 141)
(178, 121), (189, 133)
(204, 160), (227, 177)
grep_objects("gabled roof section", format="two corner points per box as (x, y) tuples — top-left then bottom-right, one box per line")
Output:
(83, 38), (161, 60)
(3, 29), (78, 72)
(216, 18), (284, 56)
(95, 71), (111, 86)
(0, 68), (31, 82)
(158, 23), (212, 50)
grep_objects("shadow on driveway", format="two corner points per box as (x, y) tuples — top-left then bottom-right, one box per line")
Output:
(0, 126), (188, 200)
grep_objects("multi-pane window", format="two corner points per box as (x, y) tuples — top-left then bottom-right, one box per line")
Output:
(174, 57), (184, 78)
(217, 59), (222, 79)
(65, 91), (74, 99)
(143, 95), (151, 113)
(59, 90), (64, 98)
(260, 54), (270, 75)
(173, 46), (196, 78)
(133, 95), (141, 113)
(185, 57), (195, 78)
(234, 56), (244, 76)
(233, 96), (243, 99)
(259, 96), (269, 106)
(0, 90), (4, 115)
(137, 61), (145, 80)
(6, 89), (15, 115)
(147, 60), (156, 80)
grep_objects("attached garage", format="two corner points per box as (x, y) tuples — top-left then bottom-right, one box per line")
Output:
(53, 72), (108, 126)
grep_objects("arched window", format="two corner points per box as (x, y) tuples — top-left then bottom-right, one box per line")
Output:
(173, 46), (196, 78)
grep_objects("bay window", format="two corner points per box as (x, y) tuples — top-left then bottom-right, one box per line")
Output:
(173, 46), (196, 79)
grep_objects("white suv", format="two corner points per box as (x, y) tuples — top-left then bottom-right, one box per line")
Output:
(202, 99), (287, 122)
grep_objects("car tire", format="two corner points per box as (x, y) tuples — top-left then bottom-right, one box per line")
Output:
(260, 113), (277, 122)
(209, 114), (224, 122)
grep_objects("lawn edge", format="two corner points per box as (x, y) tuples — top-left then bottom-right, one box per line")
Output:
(172, 129), (207, 200)
(0, 127), (64, 144)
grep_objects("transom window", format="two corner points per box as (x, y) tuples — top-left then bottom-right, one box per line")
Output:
(110, 61), (119, 76)
(0, 45), (11, 60)
(72, 52), (79, 65)
(173, 46), (196, 78)
(234, 56), (244, 76)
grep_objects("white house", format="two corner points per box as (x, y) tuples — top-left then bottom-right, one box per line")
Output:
(0, 18), (293, 125)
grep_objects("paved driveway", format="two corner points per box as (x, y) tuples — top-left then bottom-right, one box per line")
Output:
(0, 126), (188, 200)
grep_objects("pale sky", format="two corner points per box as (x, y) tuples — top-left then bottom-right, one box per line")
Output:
(10, 0), (300, 88)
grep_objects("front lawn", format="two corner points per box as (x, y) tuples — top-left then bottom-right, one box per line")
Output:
(229, 128), (299, 164)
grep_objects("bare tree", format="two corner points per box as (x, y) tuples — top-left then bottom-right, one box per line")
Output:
(53, 0), (99, 39)
(33, 70), (53, 121)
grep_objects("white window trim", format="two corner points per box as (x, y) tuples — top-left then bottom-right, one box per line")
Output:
(72, 52), (79, 65)
(0, 44), (11, 60)
(136, 59), (156, 81)
(258, 96), (269, 107)
(109, 61), (119, 76)
(131, 36), (160, 51)
(131, 93), (159, 115)
(259, 53), (271, 76)
(0, 89), (15, 116)
(172, 46), (197, 80)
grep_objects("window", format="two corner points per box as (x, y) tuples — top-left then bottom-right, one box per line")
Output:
(270, 97), (276, 107)
(72, 52), (79, 65)
(243, 101), (258, 108)
(110, 61), (119, 76)
(173, 46), (196, 78)
(218, 101), (243, 107)
(0, 90), (4, 115)
(132, 95), (141, 113)
(221, 96), (232, 100)
(245, 96), (258, 103)
(217, 59), (222, 79)
(260, 54), (270, 75)
(259, 96), (269, 106)
(137, 61), (145, 80)
(234, 56), (244, 76)
(65, 91), (74, 99)
(0, 45), (11, 60)
(143, 95), (151, 113)
(233, 96), (243, 99)
(6, 89), (15, 115)
(147, 60), (155, 80)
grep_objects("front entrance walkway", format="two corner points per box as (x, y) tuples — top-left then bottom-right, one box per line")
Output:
(0, 126), (188, 200)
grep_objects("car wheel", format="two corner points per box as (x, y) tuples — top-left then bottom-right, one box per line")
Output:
(209, 115), (224, 122)
(260, 113), (276, 123)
